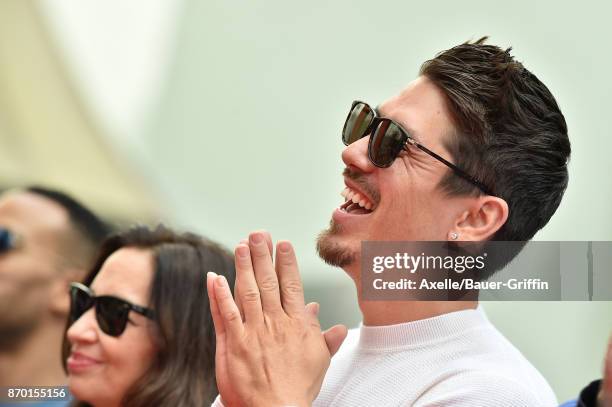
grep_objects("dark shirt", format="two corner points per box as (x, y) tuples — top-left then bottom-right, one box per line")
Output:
(577, 379), (602, 407)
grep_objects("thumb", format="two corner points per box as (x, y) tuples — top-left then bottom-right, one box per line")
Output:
(323, 325), (348, 357)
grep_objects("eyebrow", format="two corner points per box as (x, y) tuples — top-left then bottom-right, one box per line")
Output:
(374, 105), (422, 143)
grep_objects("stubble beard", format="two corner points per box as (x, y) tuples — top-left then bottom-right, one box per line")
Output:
(0, 281), (47, 351)
(316, 220), (356, 268)
(0, 307), (40, 351)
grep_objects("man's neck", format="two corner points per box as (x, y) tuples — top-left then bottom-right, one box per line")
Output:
(359, 299), (477, 326)
(0, 319), (67, 387)
(346, 266), (478, 326)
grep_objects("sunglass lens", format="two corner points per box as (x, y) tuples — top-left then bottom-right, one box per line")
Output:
(96, 297), (129, 337)
(70, 286), (93, 322)
(343, 102), (374, 145)
(0, 228), (15, 253)
(369, 120), (406, 167)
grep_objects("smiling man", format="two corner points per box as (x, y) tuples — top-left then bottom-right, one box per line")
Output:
(209, 38), (570, 406)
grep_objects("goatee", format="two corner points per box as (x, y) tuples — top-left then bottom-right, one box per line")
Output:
(316, 220), (355, 268)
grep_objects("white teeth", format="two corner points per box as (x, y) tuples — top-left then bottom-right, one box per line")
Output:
(341, 186), (375, 211)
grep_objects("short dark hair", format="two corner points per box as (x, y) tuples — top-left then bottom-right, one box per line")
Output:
(25, 186), (111, 266)
(62, 224), (236, 407)
(420, 37), (571, 242)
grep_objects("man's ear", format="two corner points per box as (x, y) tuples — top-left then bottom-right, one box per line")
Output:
(453, 196), (508, 241)
(49, 268), (84, 317)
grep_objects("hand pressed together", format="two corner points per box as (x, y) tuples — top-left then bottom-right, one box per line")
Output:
(207, 231), (347, 407)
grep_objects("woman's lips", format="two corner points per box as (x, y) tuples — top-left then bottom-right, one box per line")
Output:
(67, 352), (101, 373)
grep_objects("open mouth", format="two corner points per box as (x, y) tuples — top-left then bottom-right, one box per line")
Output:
(340, 187), (375, 215)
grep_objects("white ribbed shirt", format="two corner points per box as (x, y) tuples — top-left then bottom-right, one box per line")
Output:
(313, 308), (557, 406)
(213, 308), (557, 406)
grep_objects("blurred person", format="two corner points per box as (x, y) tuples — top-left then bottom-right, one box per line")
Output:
(592, 334), (612, 407)
(0, 186), (110, 390)
(209, 37), (570, 406)
(559, 333), (612, 407)
(63, 225), (236, 406)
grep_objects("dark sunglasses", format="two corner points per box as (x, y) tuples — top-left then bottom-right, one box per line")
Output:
(342, 101), (492, 195)
(69, 282), (156, 337)
(0, 227), (20, 253)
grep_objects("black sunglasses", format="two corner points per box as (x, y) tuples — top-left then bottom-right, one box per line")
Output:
(69, 282), (156, 337)
(0, 227), (20, 254)
(342, 101), (492, 195)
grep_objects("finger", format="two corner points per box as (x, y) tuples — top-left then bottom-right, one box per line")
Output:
(244, 233), (273, 257)
(233, 239), (249, 321)
(305, 302), (320, 318)
(304, 302), (322, 330)
(275, 240), (306, 317)
(249, 231), (283, 315)
(304, 303), (347, 356)
(258, 231), (274, 258)
(206, 271), (225, 336)
(235, 235), (273, 320)
(213, 275), (244, 338)
(323, 325), (348, 357)
(235, 244), (264, 324)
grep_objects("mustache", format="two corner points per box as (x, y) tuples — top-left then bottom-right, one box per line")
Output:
(342, 167), (380, 204)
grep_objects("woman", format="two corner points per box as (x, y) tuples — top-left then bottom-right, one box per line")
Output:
(62, 225), (235, 406)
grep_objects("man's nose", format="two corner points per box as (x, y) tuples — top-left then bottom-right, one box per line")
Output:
(341, 135), (376, 173)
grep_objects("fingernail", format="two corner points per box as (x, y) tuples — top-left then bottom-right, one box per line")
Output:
(278, 241), (291, 253)
(217, 275), (227, 287)
(236, 245), (249, 258)
(250, 232), (263, 244)
(313, 302), (320, 315)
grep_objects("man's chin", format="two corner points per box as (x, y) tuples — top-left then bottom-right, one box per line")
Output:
(316, 221), (356, 268)
(0, 313), (39, 351)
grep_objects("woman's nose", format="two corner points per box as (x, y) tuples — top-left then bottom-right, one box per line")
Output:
(67, 308), (98, 344)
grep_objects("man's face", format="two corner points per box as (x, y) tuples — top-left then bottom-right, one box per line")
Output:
(0, 191), (69, 347)
(317, 76), (465, 274)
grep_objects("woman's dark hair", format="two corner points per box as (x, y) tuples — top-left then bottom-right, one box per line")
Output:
(62, 224), (235, 406)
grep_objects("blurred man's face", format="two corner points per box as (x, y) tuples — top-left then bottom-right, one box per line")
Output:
(0, 191), (69, 347)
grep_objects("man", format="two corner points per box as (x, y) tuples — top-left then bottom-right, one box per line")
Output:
(0, 187), (110, 390)
(208, 38), (570, 406)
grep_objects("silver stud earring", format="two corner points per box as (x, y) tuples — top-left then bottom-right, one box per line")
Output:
(450, 232), (458, 240)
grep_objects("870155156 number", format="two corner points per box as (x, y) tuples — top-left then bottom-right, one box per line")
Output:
(2, 386), (69, 401)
